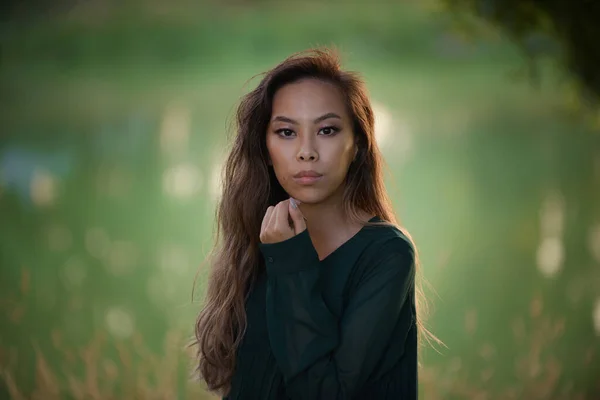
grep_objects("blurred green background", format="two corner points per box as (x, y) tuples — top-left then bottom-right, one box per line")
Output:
(1, 1), (599, 399)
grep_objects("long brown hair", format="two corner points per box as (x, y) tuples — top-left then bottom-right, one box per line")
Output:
(192, 47), (440, 396)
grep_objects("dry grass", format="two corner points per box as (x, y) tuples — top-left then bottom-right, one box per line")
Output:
(0, 329), (217, 400)
(1, 294), (597, 399)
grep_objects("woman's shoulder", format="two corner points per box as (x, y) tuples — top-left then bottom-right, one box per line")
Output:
(360, 219), (415, 258)
(345, 222), (416, 296)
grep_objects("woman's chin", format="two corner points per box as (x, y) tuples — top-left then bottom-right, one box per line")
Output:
(285, 188), (333, 206)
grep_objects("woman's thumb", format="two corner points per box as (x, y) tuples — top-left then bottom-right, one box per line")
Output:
(288, 198), (307, 234)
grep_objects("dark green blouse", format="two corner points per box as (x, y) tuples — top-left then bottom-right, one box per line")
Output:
(224, 216), (417, 399)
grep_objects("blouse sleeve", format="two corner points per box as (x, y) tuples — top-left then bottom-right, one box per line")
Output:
(258, 229), (415, 399)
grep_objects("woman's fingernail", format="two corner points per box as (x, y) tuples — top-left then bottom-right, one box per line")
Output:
(290, 198), (298, 209)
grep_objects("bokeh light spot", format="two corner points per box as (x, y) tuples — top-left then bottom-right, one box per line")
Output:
(30, 169), (57, 207)
(587, 223), (600, 263)
(160, 103), (191, 157)
(159, 244), (189, 276)
(105, 307), (135, 340)
(593, 298), (600, 336)
(536, 237), (564, 278)
(162, 163), (203, 199)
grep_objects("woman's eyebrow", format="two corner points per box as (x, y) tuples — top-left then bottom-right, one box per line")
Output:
(271, 112), (342, 125)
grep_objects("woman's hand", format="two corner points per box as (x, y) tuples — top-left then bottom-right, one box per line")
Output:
(260, 198), (307, 244)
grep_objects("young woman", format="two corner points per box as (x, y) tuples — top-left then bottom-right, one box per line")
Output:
(194, 48), (435, 399)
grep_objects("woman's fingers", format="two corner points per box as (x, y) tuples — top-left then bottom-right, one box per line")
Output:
(260, 199), (303, 243)
(274, 200), (291, 235)
(288, 198), (307, 235)
(260, 206), (274, 242)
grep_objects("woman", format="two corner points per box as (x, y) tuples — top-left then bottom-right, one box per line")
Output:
(193, 48), (436, 399)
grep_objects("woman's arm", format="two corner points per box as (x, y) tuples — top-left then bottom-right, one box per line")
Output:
(259, 230), (415, 399)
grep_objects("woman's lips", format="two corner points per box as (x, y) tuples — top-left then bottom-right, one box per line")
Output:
(292, 176), (323, 185)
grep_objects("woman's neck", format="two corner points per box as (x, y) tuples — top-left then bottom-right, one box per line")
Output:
(298, 200), (373, 261)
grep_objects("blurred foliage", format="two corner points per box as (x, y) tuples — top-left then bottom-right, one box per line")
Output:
(3, 0), (600, 113)
(0, 2), (464, 70)
(443, 0), (600, 114)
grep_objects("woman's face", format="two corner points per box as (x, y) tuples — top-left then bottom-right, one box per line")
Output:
(266, 78), (357, 205)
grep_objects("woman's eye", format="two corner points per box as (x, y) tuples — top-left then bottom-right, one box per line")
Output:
(276, 127), (338, 137)
(276, 129), (294, 137)
(319, 126), (339, 136)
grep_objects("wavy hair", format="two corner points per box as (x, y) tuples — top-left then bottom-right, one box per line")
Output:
(192, 47), (440, 396)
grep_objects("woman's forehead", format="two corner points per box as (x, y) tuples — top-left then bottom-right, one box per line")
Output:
(271, 79), (348, 120)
